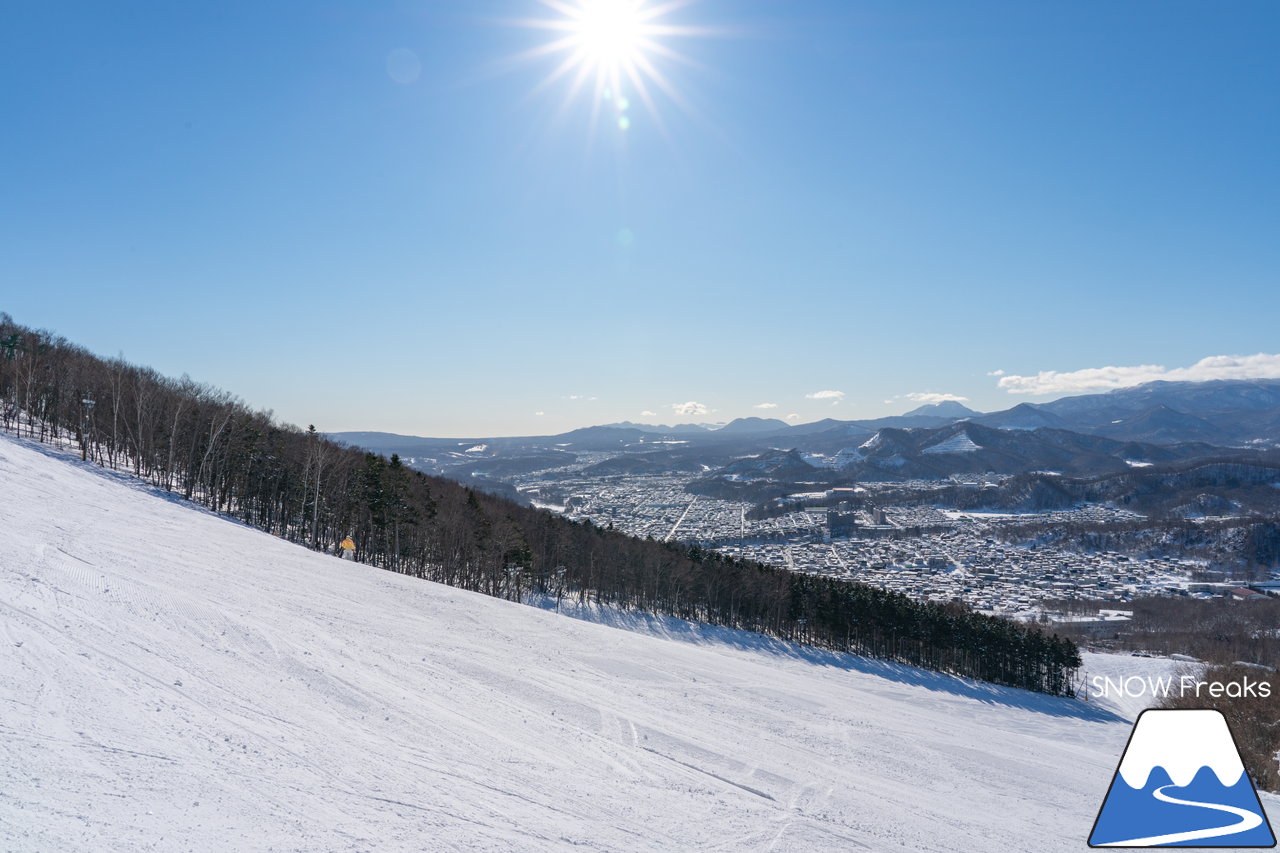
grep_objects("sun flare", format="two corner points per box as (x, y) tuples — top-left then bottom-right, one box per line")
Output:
(511, 0), (704, 134)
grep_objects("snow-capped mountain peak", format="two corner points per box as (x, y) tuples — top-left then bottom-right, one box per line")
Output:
(1117, 710), (1246, 789)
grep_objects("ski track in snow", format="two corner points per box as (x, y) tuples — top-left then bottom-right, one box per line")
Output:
(1, 432), (1275, 851)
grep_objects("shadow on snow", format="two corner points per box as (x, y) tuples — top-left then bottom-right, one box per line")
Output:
(528, 595), (1126, 724)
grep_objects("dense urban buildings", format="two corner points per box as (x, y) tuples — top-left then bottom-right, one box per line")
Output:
(509, 459), (1224, 618)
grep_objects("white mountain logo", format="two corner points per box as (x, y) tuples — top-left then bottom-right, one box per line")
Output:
(1089, 709), (1275, 847)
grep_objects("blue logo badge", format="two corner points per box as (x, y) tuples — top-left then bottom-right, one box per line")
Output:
(1090, 709), (1275, 847)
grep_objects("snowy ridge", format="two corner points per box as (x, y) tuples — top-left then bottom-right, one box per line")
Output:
(1117, 710), (1246, 789)
(832, 446), (865, 468)
(859, 432), (883, 449)
(921, 433), (981, 455)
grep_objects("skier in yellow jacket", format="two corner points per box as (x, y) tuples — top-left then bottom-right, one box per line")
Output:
(338, 536), (355, 560)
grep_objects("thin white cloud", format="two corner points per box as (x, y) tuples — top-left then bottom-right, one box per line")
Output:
(671, 401), (712, 417)
(988, 369), (1005, 377)
(754, 402), (778, 409)
(785, 412), (800, 421)
(997, 353), (1280, 395)
(805, 390), (845, 400)
(902, 392), (969, 404)
(534, 411), (545, 416)
(640, 410), (657, 417)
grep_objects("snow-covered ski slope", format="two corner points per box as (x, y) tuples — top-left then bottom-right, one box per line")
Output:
(0, 432), (1270, 851)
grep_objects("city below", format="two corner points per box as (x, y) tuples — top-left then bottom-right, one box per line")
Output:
(513, 462), (1238, 622)
(335, 378), (1280, 627)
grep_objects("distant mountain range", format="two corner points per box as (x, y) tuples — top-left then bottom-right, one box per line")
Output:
(332, 379), (1280, 489)
(595, 380), (1280, 446)
(973, 380), (1280, 444)
(828, 420), (1222, 478)
(893, 458), (1280, 517)
(902, 400), (982, 419)
(688, 419), (1236, 499)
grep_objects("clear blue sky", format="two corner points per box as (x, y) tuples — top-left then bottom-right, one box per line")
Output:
(3, 1), (1277, 436)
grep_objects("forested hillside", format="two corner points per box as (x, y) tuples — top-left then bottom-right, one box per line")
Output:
(0, 315), (1080, 695)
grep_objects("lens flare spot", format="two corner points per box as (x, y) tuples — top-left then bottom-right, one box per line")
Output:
(386, 48), (421, 84)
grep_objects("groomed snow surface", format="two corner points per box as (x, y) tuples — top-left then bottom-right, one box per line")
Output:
(920, 434), (981, 455)
(2, 432), (1273, 851)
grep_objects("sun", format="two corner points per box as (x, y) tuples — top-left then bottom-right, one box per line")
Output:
(574, 1), (647, 75)
(509, 0), (704, 134)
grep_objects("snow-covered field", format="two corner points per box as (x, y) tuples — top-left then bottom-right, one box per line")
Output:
(1079, 652), (1198, 723)
(1, 432), (1273, 851)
